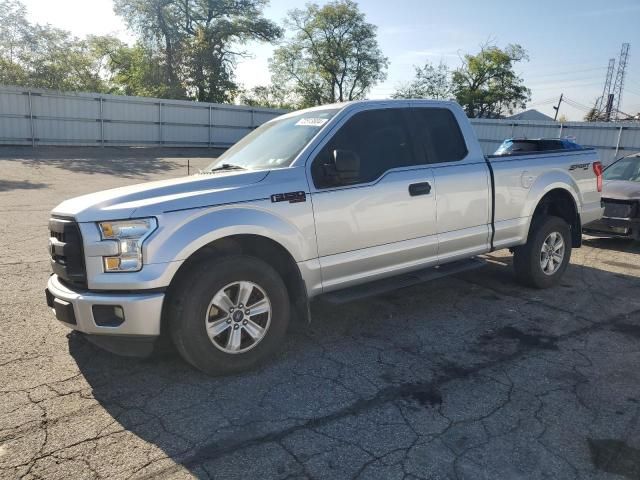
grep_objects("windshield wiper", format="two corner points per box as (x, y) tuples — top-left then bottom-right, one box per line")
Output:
(205, 163), (247, 173)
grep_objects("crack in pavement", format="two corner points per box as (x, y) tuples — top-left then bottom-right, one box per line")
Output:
(139, 307), (640, 478)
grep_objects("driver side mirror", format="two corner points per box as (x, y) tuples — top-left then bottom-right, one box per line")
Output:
(332, 149), (360, 183)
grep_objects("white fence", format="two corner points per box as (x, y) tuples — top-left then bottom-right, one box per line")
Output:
(1, 85), (639, 164)
(0, 85), (286, 148)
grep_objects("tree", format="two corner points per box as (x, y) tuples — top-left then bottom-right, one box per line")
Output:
(392, 61), (451, 100)
(113, 0), (282, 102)
(238, 84), (295, 110)
(270, 0), (388, 107)
(20, 27), (119, 92)
(451, 44), (531, 118)
(584, 107), (600, 122)
(1, 0), (35, 86)
(0, 0), (120, 92)
(106, 43), (174, 97)
(0, 0), (29, 84)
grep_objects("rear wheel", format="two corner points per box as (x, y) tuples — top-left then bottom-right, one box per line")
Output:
(167, 255), (290, 375)
(513, 216), (572, 288)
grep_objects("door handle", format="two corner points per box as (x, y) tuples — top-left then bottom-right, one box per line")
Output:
(408, 182), (431, 196)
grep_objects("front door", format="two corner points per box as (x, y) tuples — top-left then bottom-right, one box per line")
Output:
(308, 107), (439, 292)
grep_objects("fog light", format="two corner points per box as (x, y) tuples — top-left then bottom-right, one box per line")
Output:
(104, 257), (121, 271)
(92, 305), (125, 327)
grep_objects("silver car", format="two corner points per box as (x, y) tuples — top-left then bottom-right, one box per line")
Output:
(583, 153), (640, 240)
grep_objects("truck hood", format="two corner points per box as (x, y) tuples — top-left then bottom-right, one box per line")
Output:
(52, 170), (270, 222)
(602, 180), (640, 201)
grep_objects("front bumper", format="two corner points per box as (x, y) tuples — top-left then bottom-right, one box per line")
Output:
(583, 217), (640, 240)
(46, 274), (165, 348)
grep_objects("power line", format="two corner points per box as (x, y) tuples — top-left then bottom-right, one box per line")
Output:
(563, 102), (589, 113)
(564, 96), (593, 109)
(533, 81), (603, 90)
(528, 78), (607, 88)
(563, 98), (593, 112)
(521, 66), (607, 80)
(528, 98), (560, 108)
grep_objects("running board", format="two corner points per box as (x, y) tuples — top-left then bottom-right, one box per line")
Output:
(320, 257), (487, 305)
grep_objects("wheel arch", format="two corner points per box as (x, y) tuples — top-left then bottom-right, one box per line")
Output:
(162, 234), (310, 336)
(528, 187), (581, 247)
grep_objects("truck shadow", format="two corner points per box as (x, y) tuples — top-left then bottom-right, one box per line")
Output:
(0, 179), (48, 192)
(68, 257), (640, 478)
(582, 236), (640, 254)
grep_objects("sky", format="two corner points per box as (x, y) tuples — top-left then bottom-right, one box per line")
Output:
(21, 0), (640, 121)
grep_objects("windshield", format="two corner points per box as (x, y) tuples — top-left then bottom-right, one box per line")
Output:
(604, 156), (640, 182)
(206, 108), (339, 171)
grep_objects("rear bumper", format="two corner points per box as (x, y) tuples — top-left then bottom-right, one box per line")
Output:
(583, 217), (640, 240)
(46, 274), (164, 338)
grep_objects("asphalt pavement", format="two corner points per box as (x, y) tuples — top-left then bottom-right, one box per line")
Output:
(1, 147), (639, 479)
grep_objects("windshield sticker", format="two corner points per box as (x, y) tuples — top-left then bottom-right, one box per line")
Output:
(295, 118), (329, 127)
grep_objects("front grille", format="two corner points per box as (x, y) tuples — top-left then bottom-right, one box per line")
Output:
(603, 199), (635, 219)
(49, 217), (87, 287)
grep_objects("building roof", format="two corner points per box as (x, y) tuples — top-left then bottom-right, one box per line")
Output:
(507, 109), (555, 121)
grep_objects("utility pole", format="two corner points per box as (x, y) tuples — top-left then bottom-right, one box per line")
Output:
(553, 93), (563, 121)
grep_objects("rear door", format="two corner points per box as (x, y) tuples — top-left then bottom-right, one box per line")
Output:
(410, 107), (491, 262)
(308, 107), (438, 292)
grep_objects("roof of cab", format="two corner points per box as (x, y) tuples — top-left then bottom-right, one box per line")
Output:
(269, 98), (461, 122)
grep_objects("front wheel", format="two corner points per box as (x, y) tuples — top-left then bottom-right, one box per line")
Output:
(513, 216), (572, 289)
(167, 255), (290, 375)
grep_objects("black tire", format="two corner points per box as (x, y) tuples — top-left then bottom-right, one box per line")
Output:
(513, 216), (572, 289)
(166, 255), (290, 375)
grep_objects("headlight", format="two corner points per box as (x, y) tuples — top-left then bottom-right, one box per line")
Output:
(98, 218), (157, 272)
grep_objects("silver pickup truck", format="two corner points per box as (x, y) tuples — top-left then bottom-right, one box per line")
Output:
(45, 100), (603, 375)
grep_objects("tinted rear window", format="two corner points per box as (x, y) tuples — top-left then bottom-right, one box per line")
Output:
(412, 108), (468, 164)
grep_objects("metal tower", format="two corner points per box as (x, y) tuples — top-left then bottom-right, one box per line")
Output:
(595, 58), (615, 117)
(611, 43), (630, 120)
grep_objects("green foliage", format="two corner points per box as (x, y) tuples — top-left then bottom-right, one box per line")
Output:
(0, 0), (29, 85)
(584, 107), (601, 122)
(113, 0), (282, 102)
(392, 61), (451, 100)
(451, 44), (531, 118)
(0, 0), (119, 92)
(106, 43), (175, 98)
(238, 85), (295, 110)
(0, 0), (281, 102)
(270, 0), (388, 108)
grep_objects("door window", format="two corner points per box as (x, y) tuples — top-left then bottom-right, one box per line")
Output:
(311, 108), (416, 189)
(412, 108), (468, 164)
